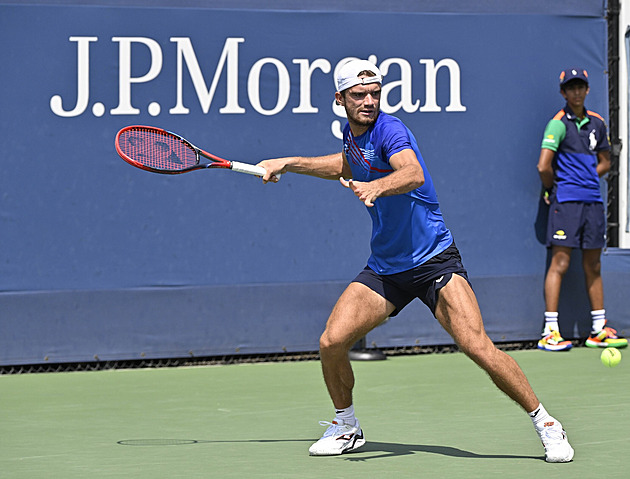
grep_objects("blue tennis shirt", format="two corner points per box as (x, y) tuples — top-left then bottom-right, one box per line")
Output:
(342, 112), (453, 274)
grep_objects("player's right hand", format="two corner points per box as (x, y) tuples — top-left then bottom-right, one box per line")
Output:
(257, 159), (285, 184)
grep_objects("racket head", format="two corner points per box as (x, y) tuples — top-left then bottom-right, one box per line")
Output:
(115, 126), (204, 174)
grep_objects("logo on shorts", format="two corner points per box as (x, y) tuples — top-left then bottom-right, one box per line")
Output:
(435, 275), (444, 283)
(553, 229), (567, 240)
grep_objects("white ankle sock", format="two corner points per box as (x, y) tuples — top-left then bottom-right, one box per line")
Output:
(543, 312), (559, 335)
(334, 405), (356, 426)
(591, 309), (606, 333)
(529, 403), (553, 432)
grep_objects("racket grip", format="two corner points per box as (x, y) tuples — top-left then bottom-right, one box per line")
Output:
(231, 161), (281, 180)
(230, 161), (266, 176)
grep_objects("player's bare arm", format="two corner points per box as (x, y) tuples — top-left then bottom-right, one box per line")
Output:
(258, 153), (350, 183)
(340, 148), (424, 207)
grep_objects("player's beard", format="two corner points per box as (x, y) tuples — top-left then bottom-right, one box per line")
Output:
(347, 108), (380, 130)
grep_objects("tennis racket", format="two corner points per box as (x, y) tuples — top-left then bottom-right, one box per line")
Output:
(115, 125), (272, 178)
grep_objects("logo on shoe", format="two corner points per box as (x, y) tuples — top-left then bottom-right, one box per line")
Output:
(543, 421), (555, 427)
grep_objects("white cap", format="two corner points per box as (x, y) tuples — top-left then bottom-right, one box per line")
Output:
(335, 59), (382, 92)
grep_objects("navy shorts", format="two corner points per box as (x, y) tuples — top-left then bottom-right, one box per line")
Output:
(546, 201), (606, 249)
(352, 242), (470, 316)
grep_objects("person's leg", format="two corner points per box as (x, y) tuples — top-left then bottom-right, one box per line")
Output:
(319, 281), (394, 409)
(309, 281), (394, 456)
(434, 274), (573, 462)
(434, 274), (539, 411)
(538, 246), (574, 351)
(544, 245), (572, 313)
(582, 248), (628, 348)
(582, 248), (604, 311)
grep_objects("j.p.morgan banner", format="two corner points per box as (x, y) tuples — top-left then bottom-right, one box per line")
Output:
(2, 4), (608, 291)
(49, 36), (466, 139)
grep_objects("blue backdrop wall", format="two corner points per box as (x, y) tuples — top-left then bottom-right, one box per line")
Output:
(1, 0), (628, 365)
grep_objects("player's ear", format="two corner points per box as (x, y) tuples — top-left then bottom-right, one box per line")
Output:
(335, 91), (344, 106)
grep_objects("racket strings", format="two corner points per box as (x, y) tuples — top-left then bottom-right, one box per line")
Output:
(120, 128), (198, 171)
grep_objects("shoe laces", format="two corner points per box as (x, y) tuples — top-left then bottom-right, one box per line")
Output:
(601, 326), (619, 339)
(593, 326), (619, 339)
(540, 422), (566, 446)
(318, 420), (352, 437)
(544, 330), (565, 344)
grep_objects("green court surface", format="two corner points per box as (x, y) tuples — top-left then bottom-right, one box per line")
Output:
(1, 347), (628, 479)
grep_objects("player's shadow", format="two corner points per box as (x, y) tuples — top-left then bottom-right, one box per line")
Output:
(346, 440), (543, 461)
(116, 438), (542, 461)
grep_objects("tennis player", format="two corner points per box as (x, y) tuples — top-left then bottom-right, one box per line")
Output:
(258, 59), (574, 462)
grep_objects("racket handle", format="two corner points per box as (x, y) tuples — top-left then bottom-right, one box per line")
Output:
(231, 161), (281, 180)
(230, 161), (265, 176)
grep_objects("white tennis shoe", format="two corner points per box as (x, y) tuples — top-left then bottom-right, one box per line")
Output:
(308, 418), (365, 456)
(538, 419), (574, 463)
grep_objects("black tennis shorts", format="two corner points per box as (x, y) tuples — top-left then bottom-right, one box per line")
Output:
(352, 242), (470, 316)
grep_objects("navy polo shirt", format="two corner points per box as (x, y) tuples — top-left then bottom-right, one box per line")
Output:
(541, 105), (610, 203)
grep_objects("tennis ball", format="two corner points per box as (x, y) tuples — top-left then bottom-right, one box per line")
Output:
(601, 347), (622, 368)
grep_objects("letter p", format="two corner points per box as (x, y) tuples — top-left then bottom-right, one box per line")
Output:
(111, 37), (163, 115)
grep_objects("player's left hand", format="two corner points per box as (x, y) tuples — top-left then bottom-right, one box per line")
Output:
(339, 178), (378, 207)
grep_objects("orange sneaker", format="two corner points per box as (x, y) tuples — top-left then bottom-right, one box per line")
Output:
(585, 322), (628, 348)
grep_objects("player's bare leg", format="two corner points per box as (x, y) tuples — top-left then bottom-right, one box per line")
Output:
(435, 274), (538, 410)
(319, 282), (394, 409)
(309, 282), (393, 456)
(435, 274), (573, 462)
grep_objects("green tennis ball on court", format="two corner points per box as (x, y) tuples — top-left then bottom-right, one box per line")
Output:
(601, 348), (622, 368)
